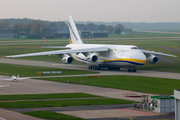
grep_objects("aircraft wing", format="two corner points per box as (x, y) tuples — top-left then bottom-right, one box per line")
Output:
(3, 79), (12, 80)
(4, 47), (109, 58)
(0, 85), (10, 87)
(38, 46), (71, 49)
(18, 77), (31, 80)
(140, 49), (177, 57)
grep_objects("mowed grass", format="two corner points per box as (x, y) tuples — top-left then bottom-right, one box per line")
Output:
(0, 99), (134, 108)
(37, 76), (180, 95)
(108, 32), (180, 38)
(24, 111), (84, 120)
(0, 93), (101, 100)
(0, 63), (96, 77)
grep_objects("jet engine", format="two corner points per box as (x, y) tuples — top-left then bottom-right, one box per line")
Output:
(86, 54), (98, 62)
(62, 55), (73, 64)
(147, 54), (159, 64)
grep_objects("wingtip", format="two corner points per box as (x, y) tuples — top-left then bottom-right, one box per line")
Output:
(3, 56), (6, 58)
(38, 46), (41, 48)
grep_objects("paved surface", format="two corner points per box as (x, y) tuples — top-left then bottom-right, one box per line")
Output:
(0, 58), (178, 120)
(133, 30), (180, 34)
(0, 108), (42, 120)
(0, 75), (157, 102)
(4, 105), (175, 120)
(58, 108), (159, 119)
(6, 105), (175, 120)
(0, 58), (180, 80)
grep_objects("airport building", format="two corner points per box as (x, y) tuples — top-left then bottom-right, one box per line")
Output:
(174, 89), (180, 120)
(53, 26), (108, 39)
(0, 30), (18, 39)
(79, 30), (108, 38)
(122, 28), (133, 35)
(151, 96), (175, 113)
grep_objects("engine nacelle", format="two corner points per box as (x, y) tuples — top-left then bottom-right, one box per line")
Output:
(86, 54), (98, 62)
(62, 55), (73, 64)
(147, 54), (159, 64)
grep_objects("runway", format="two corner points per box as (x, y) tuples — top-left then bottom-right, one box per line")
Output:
(0, 75), (157, 102)
(0, 58), (180, 80)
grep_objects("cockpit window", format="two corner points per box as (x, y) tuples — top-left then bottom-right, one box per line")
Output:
(131, 47), (139, 49)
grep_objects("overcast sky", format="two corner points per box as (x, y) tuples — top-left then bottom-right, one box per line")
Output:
(0, 0), (180, 23)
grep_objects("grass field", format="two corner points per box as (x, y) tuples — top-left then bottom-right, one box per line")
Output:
(108, 32), (180, 38)
(134, 28), (180, 33)
(0, 98), (134, 108)
(24, 111), (84, 120)
(0, 63), (96, 77)
(37, 75), (180, 95)
(0, 93), (101, 100)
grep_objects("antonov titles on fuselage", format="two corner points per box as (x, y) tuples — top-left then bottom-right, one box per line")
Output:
(4, 16), (177, 72)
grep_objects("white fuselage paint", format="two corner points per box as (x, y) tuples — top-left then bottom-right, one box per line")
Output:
(66, 44), (147, 68)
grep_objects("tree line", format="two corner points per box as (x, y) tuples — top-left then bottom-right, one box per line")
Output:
(0, 20), (124, 38)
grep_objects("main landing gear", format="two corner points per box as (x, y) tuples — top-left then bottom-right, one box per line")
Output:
(88, 65), (101, 70)
(108, 67), (120, 71)
(128, 68), (137, 72)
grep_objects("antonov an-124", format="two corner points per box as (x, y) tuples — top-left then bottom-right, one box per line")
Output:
(4, 16), (177, 72)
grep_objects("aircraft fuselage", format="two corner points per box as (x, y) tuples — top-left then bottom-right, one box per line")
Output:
(67, 44), (146, 68)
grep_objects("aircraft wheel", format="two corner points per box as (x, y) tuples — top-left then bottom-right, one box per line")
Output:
(96, 66), (98, 70)
(98, 66), (101, 70)
(95, 66), (97, 70)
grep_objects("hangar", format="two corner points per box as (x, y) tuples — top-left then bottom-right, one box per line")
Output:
(79, 30), (108, 38)
(0, 30), (18, 39)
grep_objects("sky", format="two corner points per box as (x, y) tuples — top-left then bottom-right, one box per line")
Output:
(0, 0), (180, 23)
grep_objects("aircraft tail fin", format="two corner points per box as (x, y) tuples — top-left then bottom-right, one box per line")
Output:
(68, 16), (83, 44)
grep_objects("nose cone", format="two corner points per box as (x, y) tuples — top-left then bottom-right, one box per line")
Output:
(130, 50), (147, 65)
(134, 50), (146, 60)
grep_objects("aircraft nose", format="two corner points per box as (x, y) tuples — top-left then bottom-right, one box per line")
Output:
(132, 50), (146, 60)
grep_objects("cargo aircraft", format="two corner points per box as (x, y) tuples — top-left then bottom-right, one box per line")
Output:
(4, 16), (177, 72)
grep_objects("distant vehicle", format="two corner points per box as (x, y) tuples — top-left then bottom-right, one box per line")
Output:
(42, 37), (48, 41)
(3, 75), (31, 82)
(4, 16), (177, 72)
